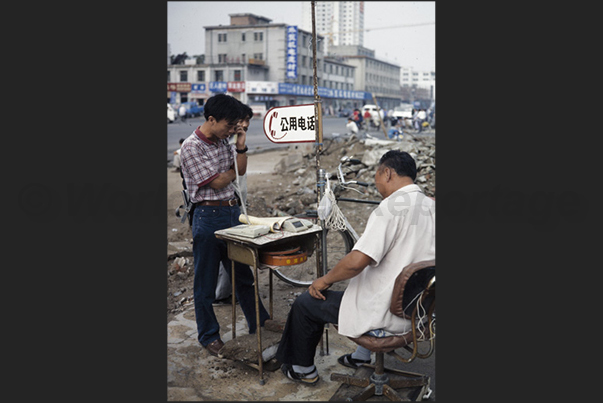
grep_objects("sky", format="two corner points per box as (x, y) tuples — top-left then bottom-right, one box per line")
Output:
(167, 1), (435, 72)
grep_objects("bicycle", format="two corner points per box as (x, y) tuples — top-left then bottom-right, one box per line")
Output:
(272, 156), (381, 287)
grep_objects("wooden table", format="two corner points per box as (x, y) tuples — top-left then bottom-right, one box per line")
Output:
(214, 225), (323, 385)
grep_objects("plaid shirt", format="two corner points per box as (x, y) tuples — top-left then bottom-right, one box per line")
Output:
(180, 128), (236, 203)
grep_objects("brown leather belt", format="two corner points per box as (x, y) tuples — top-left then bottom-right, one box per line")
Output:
(196, 199), (239, 207)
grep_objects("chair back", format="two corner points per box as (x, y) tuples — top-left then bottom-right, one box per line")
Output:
(390, 260), (435, 319)
(348, 260), (435, 354)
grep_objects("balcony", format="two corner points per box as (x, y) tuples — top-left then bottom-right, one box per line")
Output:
(247, 58), (265, 66)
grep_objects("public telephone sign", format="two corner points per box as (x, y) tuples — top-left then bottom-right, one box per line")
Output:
(263, 104), (317, 143)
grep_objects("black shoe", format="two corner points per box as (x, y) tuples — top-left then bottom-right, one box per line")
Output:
(337, 353), (371, 369)
(281, 363), (319, 385)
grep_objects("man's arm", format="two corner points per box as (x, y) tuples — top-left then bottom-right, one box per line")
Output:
(207, 168), (236, 190)
(234, 125), (248, 175)
(308, 250), (374, 300)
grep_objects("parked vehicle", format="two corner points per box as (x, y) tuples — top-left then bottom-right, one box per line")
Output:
(167, 103), (176, 123)
(391, 103), (414, 120)
(182, 101), (204, 118)
(362, 104), (384, 128)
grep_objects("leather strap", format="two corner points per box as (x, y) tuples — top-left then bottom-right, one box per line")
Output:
(196, 199), (239, 207)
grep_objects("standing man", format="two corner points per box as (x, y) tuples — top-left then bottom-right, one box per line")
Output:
(275, 150), (435, 384)
(179, 94), (271, 357)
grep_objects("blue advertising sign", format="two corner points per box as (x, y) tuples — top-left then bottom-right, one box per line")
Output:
(170, 92), (177, 104)
(286, 26), (298, 79)
(191, 83), (206, 92)
(209, 81), (227, 93)
(278, 83), (371, 100)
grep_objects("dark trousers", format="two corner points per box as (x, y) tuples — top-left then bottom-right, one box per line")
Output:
(192, 204), (270, 346)
(276, 290), (344, 367)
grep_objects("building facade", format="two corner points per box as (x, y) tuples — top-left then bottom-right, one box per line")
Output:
(302, 1), (365, 54)
(167, 13), (371, 114)
(328, 45), (401, 111)
(400, 67), (436, 102)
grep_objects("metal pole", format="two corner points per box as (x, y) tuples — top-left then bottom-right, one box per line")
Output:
(311, 1), (328, 357)
(310, 1), (326, 278)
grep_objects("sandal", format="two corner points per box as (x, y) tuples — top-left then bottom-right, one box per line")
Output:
(281, 363), (319, 385)
(337, 353), (371, 369)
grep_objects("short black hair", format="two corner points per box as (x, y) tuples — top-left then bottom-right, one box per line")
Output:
(239, 103), (253, 120)
(203, 93), (242, 123)
(378, 150), (417, 181)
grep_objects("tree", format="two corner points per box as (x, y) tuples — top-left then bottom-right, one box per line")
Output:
(170, 52), (188, 65)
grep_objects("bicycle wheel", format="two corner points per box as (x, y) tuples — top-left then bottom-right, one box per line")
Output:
(273, 227), (355, 287)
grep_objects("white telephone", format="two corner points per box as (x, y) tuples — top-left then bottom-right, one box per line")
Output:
(281, 217), (314, 233)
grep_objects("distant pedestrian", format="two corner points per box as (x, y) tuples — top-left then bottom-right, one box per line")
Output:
(346, 118), (359, 135)
(353, 108), (363, 129)
(179, 104), (187, 123)
(172, 138), (185, 172)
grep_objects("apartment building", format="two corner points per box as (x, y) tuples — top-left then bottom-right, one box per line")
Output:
(167, 13), (369, 112)
(328, 45), (401, 111)
(302, 1), (365, 53)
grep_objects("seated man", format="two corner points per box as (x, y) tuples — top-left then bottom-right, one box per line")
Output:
(275, 150), (435, 384)
(346, 117), (359, 135)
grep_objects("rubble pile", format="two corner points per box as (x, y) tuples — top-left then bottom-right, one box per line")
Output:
(247, 134), (436, 219)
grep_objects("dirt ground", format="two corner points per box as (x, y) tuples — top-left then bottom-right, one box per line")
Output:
(166, 135), (436, 400)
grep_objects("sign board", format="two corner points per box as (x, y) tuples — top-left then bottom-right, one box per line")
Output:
(286, 26), (298, 79)
(227, 81), (245, 92)
(191, 83), (206, 93)
(246, 81), (278, 94)
(263, 104), (316, 144)
(168, 82), (191, 92)
(209, 81), (227, 93)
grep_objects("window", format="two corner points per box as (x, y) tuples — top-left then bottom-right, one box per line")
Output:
(218, 33), (227, 42)
(234, 70), (241, 81)
(254, 32), (263, 41)
(215, 70), (223, 81)
(241, 33), (246, 41)
(253, 53), (263, 60)
(179, 71), (187, 82)
(302, 56), (307, 67)
(218, 54), (227, 63)
(197, 70), (205, 81)
(167, 71), (170, 81)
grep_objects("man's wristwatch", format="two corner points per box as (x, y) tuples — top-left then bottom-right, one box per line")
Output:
(236, 145), (248, 154)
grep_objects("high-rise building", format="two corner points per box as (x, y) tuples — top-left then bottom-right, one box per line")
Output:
(302, 1), (364, 53)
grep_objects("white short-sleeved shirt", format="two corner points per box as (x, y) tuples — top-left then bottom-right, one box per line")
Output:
(337, 184), (435, 338)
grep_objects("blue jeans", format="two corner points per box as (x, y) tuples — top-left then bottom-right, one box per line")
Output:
(192, 204), (270, 347)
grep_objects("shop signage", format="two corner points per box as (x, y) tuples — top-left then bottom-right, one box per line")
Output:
(227, 81), (245, 92)
(286, 26), (298, 79)
(191, 83), (206, 92)
(247, 81), (278, 94)
(263, 104), (316, 144)
(209, 81), (227, 92)
(168, 82), (191, 92)
(277, 83), (370, 100)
